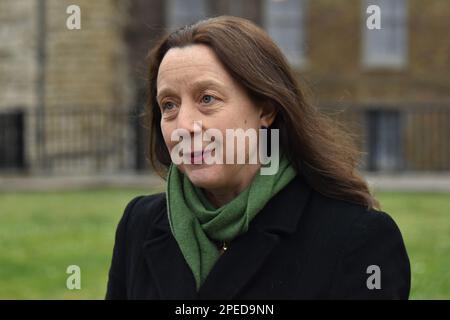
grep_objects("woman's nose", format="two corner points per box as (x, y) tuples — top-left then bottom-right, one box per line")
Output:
(176, 102), (203, 134)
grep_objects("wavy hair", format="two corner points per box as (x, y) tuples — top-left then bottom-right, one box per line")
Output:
(144, 16), (378, 209)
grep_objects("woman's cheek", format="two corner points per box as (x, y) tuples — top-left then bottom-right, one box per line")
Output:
(161, 123), (174, 152)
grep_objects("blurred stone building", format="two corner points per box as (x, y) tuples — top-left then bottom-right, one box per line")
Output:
(0, 0), (449, 175)
(0, 0), (133, 174)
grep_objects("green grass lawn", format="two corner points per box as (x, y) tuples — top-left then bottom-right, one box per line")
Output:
(374, 192), (450, 299)
(0, 188), (448, 299)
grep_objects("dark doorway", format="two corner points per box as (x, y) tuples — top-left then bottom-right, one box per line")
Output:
(0, 110), (25, 170)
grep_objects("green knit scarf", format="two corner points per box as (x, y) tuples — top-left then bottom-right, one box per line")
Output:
(166, 152), (297, 291)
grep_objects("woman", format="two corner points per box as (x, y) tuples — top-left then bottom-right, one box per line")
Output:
(106, 16), (410, 300)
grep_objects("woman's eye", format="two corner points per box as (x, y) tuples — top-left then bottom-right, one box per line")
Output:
(201, 95), (215, 105)
(162, 101), (176, 111)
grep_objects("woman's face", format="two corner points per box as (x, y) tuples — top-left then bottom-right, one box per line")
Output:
(156, 44), (273, 191)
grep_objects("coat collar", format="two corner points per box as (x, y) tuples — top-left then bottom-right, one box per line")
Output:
(142, 175), (311, 299)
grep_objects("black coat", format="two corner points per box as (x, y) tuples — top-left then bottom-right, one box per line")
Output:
(106, 176), (411, 300)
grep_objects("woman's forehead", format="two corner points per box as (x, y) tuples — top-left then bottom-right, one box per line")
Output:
(159, 45), (220, 73)
(157, 45), (232, 90)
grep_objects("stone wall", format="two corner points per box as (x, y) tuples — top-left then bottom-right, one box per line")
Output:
(304, 0), (450, 104)
(0, 0), (38, 110)
(0, 0), (135, 174)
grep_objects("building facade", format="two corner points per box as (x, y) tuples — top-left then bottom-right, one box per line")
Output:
(0, 0), (449, 174)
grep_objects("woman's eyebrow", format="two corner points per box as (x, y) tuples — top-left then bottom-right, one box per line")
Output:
(189, 79), (226, 91)
(157, 79), (226, 101)
(156, 87), (177, 101)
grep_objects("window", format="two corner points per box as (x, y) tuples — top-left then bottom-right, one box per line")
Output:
(166, 0), (207, 30)
(362, 0), (408, 68)
(263, 0), (306, 67)
(366, 109), (403, 171)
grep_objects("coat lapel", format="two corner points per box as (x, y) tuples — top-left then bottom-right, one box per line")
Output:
(198, 176), (311, 299)
(142, 176), (311, 300)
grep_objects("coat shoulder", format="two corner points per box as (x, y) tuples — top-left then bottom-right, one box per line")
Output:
(106, 192), (167, 299)
(119, 192), (168, 237)
(303, 189), (409, 262)
(308, 190), (401, 241)
(304, 191), (410, 298)
(126, 192), (166, 219)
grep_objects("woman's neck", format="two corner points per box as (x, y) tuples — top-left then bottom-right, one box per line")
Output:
(202, 164), (261, 208)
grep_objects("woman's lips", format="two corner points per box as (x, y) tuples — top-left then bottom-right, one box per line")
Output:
(188, 149), (212, 164)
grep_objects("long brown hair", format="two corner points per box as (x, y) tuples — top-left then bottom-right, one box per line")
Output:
(144, 16), (378, 209)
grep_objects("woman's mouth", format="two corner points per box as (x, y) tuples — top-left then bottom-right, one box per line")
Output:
(189, 149), (212, 164)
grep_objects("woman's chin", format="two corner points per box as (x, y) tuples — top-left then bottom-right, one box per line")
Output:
(182, 164), (225, 189)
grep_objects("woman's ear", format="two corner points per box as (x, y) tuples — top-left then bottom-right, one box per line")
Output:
(259, 101), (278, 128)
